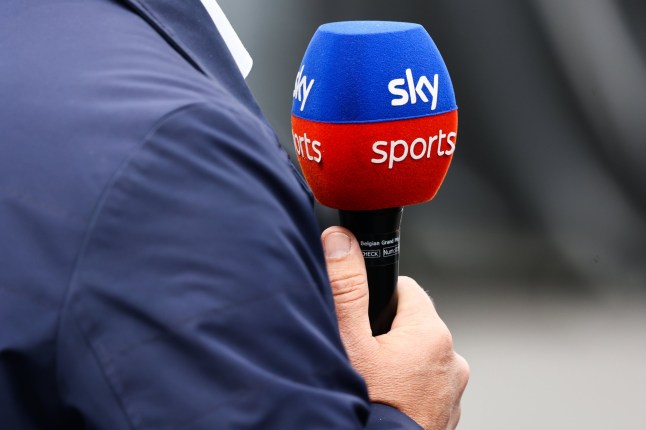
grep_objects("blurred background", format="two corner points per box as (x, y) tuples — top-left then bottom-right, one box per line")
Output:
(219, 1), (646, 428)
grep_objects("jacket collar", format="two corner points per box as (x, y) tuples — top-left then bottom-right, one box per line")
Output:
(121, 0), (260, 113)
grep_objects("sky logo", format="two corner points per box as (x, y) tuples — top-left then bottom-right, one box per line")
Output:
(293, 65), (315, 112)
(388, 69), (439, 110)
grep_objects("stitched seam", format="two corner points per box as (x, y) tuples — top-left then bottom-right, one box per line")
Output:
(54, 102), (211, 430)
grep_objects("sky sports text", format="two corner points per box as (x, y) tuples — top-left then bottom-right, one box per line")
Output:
(293, 66), (440, 112)
(293, 65), (314, 112)
(371, 130), (456, 169)
(388, 69), (439, 109)
(291, 130), (456, 169)
(292, 132), (322, 163)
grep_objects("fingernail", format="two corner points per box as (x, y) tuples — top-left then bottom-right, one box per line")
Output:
(324, 232), (351, 259)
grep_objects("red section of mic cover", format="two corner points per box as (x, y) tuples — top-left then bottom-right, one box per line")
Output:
(291, 111), (458, 210)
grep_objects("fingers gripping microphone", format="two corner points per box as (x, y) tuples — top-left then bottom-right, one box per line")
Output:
(291, 21), (457, 335)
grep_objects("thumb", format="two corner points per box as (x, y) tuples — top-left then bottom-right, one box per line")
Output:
(321, 227), (374, 344)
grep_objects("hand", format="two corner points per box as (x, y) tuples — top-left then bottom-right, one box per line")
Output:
(322, 227), (469, 430)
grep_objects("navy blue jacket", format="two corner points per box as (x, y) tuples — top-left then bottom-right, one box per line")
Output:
(0, 0), (421, 428)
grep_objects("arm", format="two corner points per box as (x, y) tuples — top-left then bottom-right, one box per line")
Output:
(58, 102), (423, 429)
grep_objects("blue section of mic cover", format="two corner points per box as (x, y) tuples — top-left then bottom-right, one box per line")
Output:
(291, 21), (457, 124)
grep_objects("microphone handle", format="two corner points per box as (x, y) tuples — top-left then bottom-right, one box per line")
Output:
(339, 207), (403, 336)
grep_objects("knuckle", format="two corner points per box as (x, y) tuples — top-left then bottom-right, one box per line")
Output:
(456, 354), (470, 387)
(330, 272), (368, 305)
(421, 325), (455, 364)
(433, 325), (454, 350)
(398, 275), (416, 285)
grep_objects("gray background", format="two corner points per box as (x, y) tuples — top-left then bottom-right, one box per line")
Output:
(219, 1), (646, 428)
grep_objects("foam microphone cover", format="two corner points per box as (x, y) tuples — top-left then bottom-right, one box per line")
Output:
(291, 21), (457, 210)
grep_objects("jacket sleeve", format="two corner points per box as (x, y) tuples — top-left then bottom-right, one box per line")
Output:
(58, 102), (421, 429)
(368, 404), (424, 429)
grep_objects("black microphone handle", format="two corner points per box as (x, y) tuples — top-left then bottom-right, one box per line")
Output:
(339, 207), (403, 336)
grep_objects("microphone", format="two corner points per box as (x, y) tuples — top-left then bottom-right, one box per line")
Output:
(291, 21), (457, 335)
